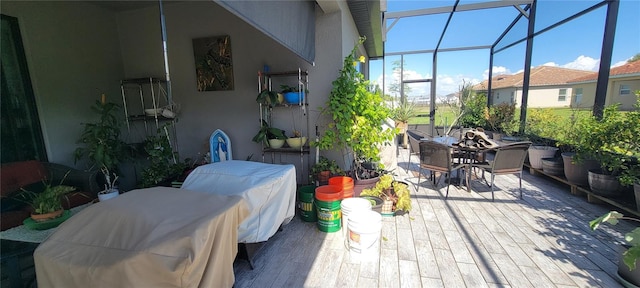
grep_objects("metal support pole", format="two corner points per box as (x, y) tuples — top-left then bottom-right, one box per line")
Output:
(519, 0), (537, 134)
(593, 0), (619, 119)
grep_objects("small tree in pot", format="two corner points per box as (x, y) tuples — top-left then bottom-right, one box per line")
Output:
(74, 96), (128, 194)
(314, 36), (397, 180)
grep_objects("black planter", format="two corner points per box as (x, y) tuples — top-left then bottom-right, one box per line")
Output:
(588, 168), (622, 197)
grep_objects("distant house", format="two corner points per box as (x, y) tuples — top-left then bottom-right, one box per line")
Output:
(473, 66), (594, 108)
(567, 60), (640, 110)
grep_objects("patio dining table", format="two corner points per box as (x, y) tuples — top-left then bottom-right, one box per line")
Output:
(433, 134), (501, 192)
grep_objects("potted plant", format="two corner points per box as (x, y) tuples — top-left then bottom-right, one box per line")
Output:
(285, 130), (307, 149)
(252, 119), (287, 148)
(314, 36), (396, 185)
(310, 156), (344, 185)
(359, 174), (411, 215)
(392, 101), (417, 149)
(140, 124), (188, 188)
(98, 166), (119, 201)
(483, 102), (516, 140)
(590, 211), (640, 286)
(575, 96), (640, 197)
(256, 89), (281, 107)
(279, 84), (305, 104)
(15, 172), (76, 222)
(74, 96), (128, 189)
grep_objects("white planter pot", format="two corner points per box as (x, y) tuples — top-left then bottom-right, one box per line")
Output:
(267, 138), (285, 148)
(98, 189), (119, 201)
(528, 146), (559, 169)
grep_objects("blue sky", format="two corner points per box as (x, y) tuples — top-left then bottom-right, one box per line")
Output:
(370, 0), (640, 98)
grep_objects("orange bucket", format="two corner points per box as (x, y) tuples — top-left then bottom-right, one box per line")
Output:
(329, 176), (354, 199)
(315, 185), (343, 201)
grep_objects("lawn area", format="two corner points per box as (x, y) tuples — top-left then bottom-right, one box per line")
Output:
(409, 105), (592, 126)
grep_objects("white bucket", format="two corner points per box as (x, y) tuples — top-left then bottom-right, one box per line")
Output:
(340, 198), (372, 239)
(348, 210), (382, 261)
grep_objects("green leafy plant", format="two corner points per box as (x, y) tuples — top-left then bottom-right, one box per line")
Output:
(484, 102), (516, 134)
(256, 89), (279, 107)
(573, 94), (640, 178)
(391, 101), (417, 124)
(310, 156), (344, 182)
(314, 36), (397, 178)
(590, 211), (640, 270)
(359, 174), (411, 212)
(16, 172), (76, 215)
(74, 98), (128, 173)
(252, 119), (287, 146)
(140, 124), (187, 188)
(459, 92), (488, 128)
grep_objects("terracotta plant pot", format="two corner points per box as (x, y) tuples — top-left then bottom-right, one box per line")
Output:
(31, 209), (64, 222)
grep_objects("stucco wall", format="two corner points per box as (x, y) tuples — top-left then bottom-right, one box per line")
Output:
(1, 1), (124, 167)
(2, 0), (368, 184)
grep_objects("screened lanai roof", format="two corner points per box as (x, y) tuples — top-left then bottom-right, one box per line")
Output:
(354, 0), (630, 136)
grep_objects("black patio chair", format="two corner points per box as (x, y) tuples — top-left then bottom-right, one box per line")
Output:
(470, 141), (532, 201)
(417, 140), (465, 198)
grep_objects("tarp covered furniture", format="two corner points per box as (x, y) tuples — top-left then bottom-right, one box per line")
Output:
(181, 160), (296, 243)
(34, 187), (249, 288)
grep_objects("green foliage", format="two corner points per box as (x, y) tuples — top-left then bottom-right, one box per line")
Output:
(310, 156), (344, 182)
(591, 211), (640, 270)
(252, 119), (287, 146)
(458, 92), (487, 128)
(315, 36), (397, 171)
(484, 102), (517, 134)
(16, 172), (76, 214)
(391, 101), (417, 123)
(256, 89), (279, 107)
(140, 124), (186, 188)
(359, 174), (411, 211)
(74, 100), (128, 172)
(572, 95), (640, 180)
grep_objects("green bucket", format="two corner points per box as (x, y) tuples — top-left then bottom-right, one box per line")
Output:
(298, 185), (317, 222)
(315, 185), (343, 233)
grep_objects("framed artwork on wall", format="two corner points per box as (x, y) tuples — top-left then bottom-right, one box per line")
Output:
(192, 35), (234, 91)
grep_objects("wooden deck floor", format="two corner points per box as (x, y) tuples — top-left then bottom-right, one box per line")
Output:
(233, 147), (637, 288)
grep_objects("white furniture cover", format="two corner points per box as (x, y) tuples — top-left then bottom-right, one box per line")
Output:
(34, 187), (249, 288)
(181, 160), (297, 243)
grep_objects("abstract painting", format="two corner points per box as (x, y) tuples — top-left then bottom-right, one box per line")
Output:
(193, 35), (234, 91)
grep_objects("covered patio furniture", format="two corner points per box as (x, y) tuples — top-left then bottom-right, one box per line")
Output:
(470, 141), (532, 201)
(418, 140), (465, 198)
(34, 187), (250, 288)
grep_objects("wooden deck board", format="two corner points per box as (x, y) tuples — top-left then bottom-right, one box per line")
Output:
(232, 147), (633, 287)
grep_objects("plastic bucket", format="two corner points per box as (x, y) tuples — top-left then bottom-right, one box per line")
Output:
(297, 185), (317, 222)
(348, 210), (382, 261)
(315, 185), (343, 233)
(329, 176), (354, 198)
(340, 198), (372, 239)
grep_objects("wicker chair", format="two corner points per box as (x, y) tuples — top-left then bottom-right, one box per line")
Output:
(470, 141), (532, 201)
(417, 141), (465, 197)
(406, 129), (430, 171)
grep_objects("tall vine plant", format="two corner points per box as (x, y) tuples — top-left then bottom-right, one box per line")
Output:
(314, 36), (396, 178)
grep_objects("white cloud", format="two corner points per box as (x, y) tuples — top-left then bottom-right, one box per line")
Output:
(482, 66), (511, 79)
(561, 55), (599, 71)
(541, 62), (558, 67)
(612, 60), (628, 68)
(372, 69), (480, 99)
